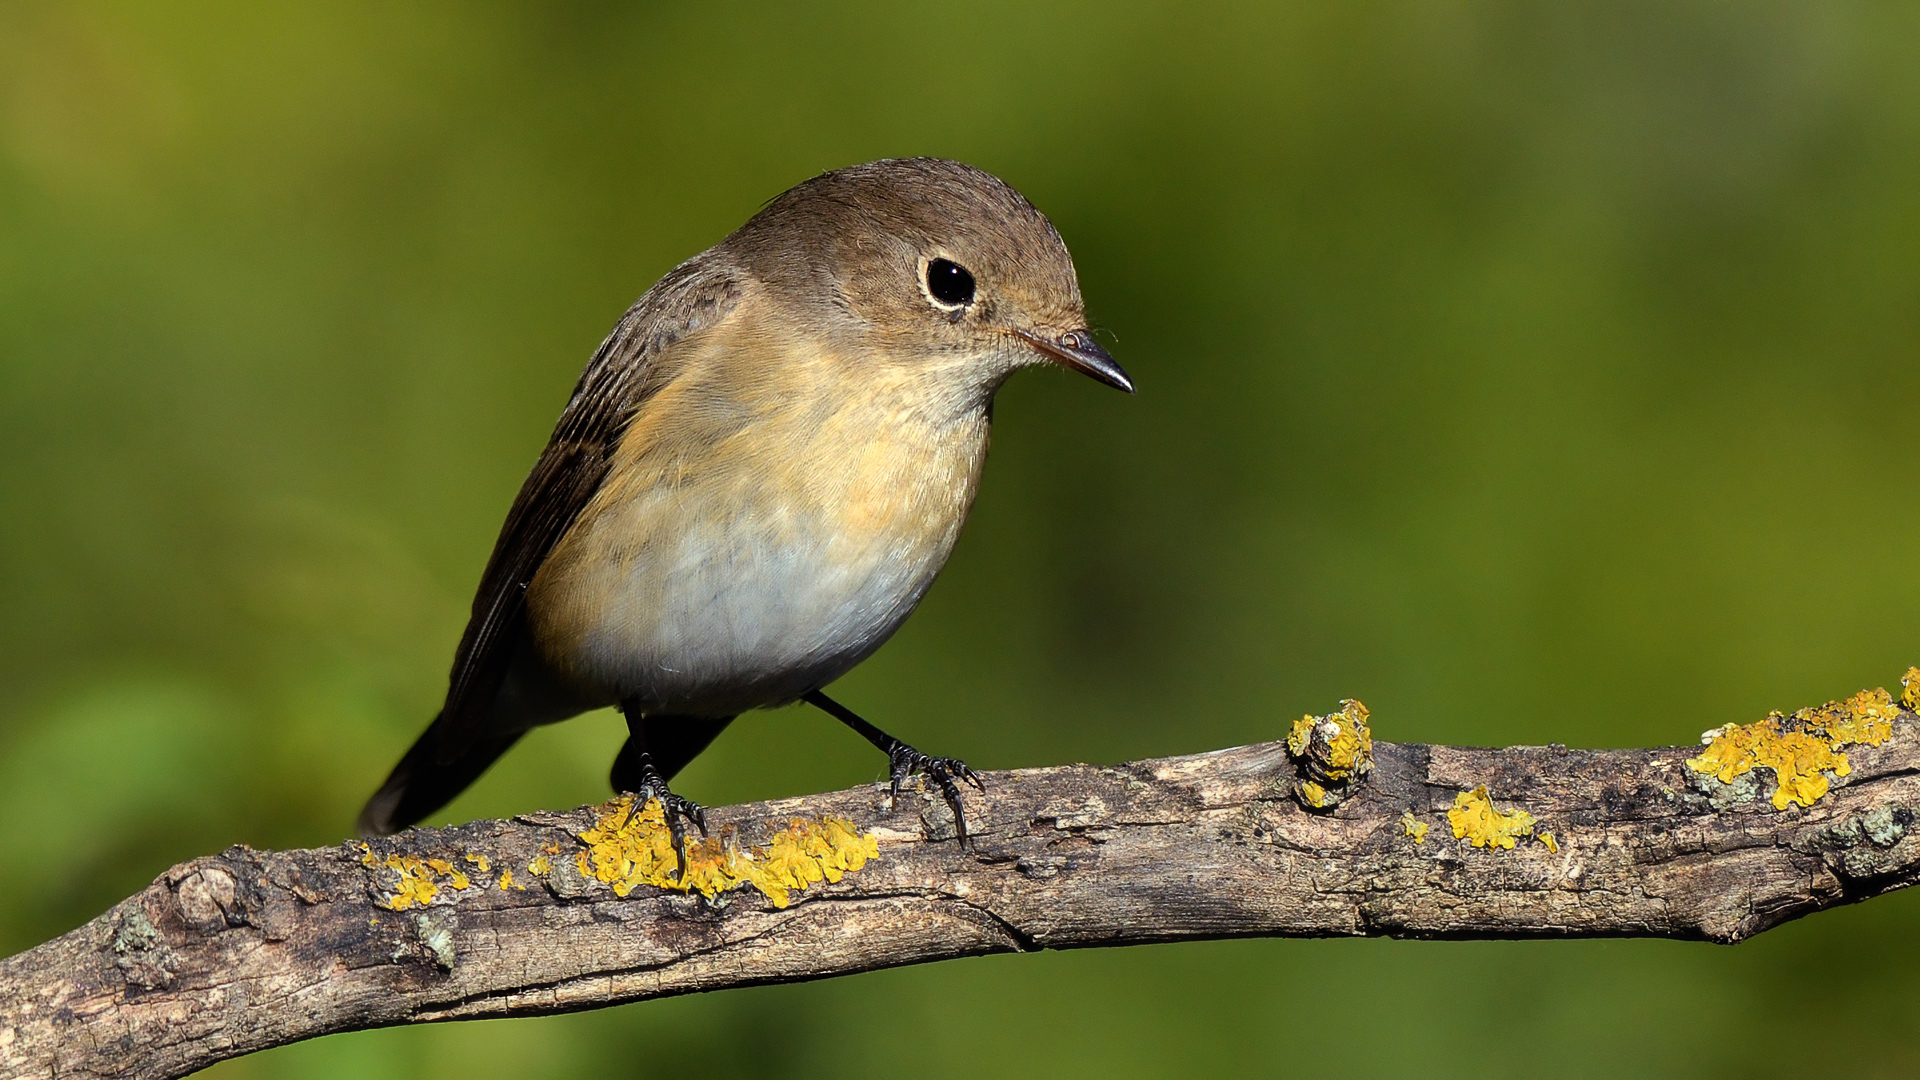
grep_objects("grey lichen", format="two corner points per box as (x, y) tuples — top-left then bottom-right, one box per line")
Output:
(1860, 806), (1911, 848)
(414, 910), (457, 971)
(1684, 764), (1763, 810)
(109, 906), (176, 990)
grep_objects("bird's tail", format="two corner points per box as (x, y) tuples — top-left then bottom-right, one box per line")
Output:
(356, 712), (525, 837)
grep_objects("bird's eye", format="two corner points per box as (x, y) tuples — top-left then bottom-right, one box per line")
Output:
(924, 258), (975, 308)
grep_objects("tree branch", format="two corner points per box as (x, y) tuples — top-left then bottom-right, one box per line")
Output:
(5, 690), (1920, 1080)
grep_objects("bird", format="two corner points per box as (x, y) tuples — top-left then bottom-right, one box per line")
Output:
(357, 158), (1132, 865)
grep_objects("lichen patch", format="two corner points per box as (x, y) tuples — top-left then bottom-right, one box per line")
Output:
(527, 845), (557, 878)
(1448, 786), (1537, 850)
(573, 797), (881, 909)
(1285, 699), (1374, 810)
(1686, 683), (1903, 810)
(1806, 688), (1900, 747)
(1287, 700), (1372, 780)
(1400, 811), (1428, 843)
(424, 859), (470, 891)
(357, 843), (486, 912)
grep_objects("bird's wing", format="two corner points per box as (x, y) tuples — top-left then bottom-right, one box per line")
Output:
(357, 256), (744, 835)
(440, 256), (745, 747)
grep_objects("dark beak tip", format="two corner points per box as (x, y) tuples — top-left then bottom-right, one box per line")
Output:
(1021, 328), (1134, 395)
(1079, 344), (1135, 395)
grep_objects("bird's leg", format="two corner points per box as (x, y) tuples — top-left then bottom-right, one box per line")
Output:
(802, 690), (984, 844)
(616, 701), (708, 882)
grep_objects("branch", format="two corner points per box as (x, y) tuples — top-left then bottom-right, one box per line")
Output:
(6, 687), (1920, 1080)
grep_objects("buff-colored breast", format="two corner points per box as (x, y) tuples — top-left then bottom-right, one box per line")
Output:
(525, 295), (991, 717)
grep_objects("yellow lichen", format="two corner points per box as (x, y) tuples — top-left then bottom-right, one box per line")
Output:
(1286, 699), (1375, 810)
(360, 848), (484, 912)
(1400, 811), (1428, 843)
(377, 855), (440, 911)
(358, 803), (882, 912)
(1686, 681), (1903, 810)
(1447, 786), (1536, 850)
(1538, 831), (1559, 854)
(753, 826), (827, 901)
(1805, 688), (1899, 747)
(424, 858), (471, 891)
(1286, 715), (1318, 757)
(572, 797), (881, 909)
(577, 798), (681, 896)
(1287, 700), (1372, 781)
(820, 817), (879, 875)
(1687, 718), (1846, 809)
(1903, 667), (1920, 712)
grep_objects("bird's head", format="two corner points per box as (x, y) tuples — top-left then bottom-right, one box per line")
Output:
(723, 158), (1132, 398)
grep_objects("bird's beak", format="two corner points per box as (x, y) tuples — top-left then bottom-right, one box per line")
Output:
(1013, 328), (1134, 394)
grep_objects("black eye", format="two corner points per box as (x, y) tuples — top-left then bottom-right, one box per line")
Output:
(925, 258), (975, 307)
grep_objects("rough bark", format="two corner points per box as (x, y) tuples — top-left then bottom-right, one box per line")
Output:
(5, 705), (1920, 1080)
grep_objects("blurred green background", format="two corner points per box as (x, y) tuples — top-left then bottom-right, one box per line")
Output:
(4, 2), (1919, 1076)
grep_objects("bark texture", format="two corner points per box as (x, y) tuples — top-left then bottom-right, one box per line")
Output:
(5, 706), (1920, 1080)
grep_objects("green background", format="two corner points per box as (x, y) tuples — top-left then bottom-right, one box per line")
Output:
(4, 2), (1919, 1076)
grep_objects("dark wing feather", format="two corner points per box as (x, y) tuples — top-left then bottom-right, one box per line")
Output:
(357, 256), (742, 835)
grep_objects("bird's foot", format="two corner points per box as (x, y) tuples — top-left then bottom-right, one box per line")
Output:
(887, 744), (985, 846)
(618, 759), (707, 883)
(798, 690), (984, 846)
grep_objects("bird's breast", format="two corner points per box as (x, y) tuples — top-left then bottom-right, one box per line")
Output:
(526, 341), (990, 717)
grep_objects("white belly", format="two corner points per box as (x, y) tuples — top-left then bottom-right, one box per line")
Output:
(525, 324), (995, 717)
(526, 406), (988, 717)
(562, 496), (954, 715)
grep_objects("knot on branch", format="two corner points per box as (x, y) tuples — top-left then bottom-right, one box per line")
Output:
(172, 866), (240, 934)
(1285, 699), (1373, 810)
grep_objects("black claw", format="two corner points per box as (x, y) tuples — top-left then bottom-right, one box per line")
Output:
(800, 691), (984, 848)
(617, 755), (707, 883)
(886, 744), (981, 846)
(959, 763), (986, 792)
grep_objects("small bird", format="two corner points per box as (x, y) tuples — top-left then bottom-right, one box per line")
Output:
(358, 158), (1131, 860)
